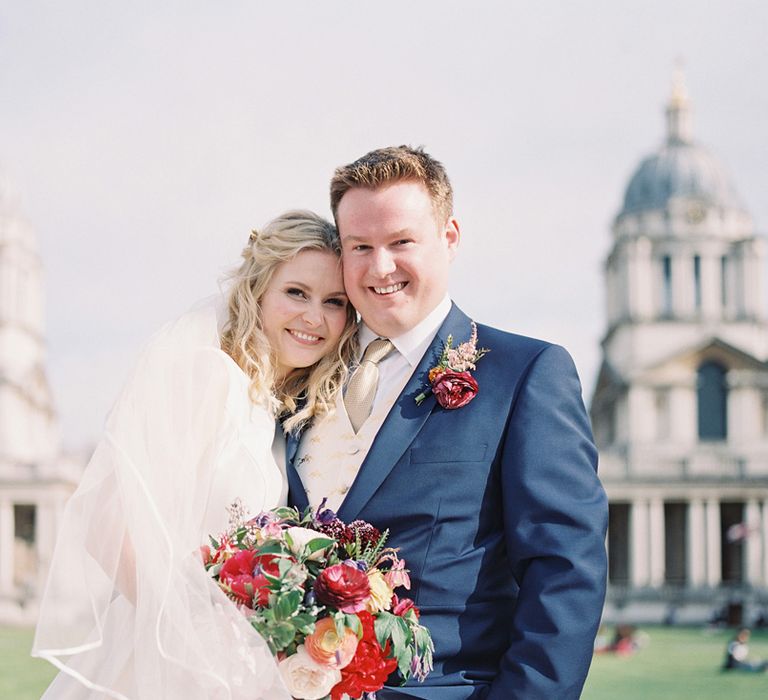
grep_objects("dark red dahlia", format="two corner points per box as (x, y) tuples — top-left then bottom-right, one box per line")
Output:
(346, 520), (382, 550)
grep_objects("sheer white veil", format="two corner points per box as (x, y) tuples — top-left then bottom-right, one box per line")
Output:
(32, 299), (290, 699)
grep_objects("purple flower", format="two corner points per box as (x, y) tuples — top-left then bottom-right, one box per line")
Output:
(250, 510), (280, 529)
(343, 559), (368, 572)
(315, 498), (338, 525)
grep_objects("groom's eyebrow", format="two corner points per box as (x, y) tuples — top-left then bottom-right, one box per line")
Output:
(343, 229), (409, 242)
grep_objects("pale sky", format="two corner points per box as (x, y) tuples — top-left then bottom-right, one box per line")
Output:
(1, 1), (766, 448)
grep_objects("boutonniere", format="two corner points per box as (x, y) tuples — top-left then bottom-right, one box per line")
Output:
(415, 322), (490, 409)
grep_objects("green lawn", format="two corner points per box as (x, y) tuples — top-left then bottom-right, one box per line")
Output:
(583, 626), (768, 700)
(2, 625), (767, 699)
(0, 627), (57, 699)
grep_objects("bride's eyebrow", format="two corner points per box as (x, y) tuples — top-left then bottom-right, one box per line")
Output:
(326, 291), (347, 299)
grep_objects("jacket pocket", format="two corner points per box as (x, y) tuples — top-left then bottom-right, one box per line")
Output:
(409, 442), (488, 464)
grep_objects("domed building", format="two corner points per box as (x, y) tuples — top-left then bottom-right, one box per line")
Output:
(0, 177), (78, 623)
(591, 73), (768, 624)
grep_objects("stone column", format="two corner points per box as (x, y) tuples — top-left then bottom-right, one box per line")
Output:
(745, 499), (763, 586)
(688, 498), (707, 587)
(700, 254), (720, 319)
(0, 499), (14, 594)
(705, 498), (722, 587)
(649, 498), (665, 586)
(631, 499), (650, 587)
(629, 237), (654, 320)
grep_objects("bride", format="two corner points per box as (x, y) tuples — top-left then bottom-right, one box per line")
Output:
(32, 211), (358, 699)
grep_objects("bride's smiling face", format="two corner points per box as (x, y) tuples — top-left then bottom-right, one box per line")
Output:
(259, 249), (350, 379)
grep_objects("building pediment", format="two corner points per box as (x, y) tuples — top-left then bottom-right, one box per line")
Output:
(636, 337), (768, 384)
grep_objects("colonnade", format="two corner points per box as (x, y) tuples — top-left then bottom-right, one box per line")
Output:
(612, 496), (768, 588)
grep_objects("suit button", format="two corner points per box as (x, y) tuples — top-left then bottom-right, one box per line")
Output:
(348, 446), (361, 455)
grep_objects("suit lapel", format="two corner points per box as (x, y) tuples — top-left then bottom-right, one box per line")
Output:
(285, 430), (310, 512)
(337, 304), (471, 521)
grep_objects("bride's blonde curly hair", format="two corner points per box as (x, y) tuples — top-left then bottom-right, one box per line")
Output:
(220, 210), (358, 433)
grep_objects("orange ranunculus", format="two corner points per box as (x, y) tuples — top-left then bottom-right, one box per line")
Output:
(304, 617), (359, 669)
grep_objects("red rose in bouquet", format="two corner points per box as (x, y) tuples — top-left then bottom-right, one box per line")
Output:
(219, 550), (279, 608)
(314, 562), (371, 613)
(431, 370), (479, 409)
(330, 611), (398, 700)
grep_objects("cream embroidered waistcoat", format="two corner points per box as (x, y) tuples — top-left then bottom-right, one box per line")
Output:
(295, 381), (404, 513)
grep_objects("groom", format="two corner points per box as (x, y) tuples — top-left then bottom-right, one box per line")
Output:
(287, 146), (608, 699)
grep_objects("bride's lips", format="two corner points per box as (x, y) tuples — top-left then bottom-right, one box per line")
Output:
(285, 329), (324, 345)
(369, 281), (408, 296)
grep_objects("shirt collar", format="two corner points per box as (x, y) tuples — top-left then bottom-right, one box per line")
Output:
(358, 294), (452, 368)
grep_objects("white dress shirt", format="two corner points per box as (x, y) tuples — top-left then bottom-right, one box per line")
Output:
(352, 294), (453, 415)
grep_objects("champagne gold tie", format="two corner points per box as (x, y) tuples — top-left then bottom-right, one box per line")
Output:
(344, 338), (394, 433)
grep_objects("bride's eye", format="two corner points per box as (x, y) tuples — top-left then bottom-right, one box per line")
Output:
(286, 287), (307, 299)
(325, 297), (347, 308)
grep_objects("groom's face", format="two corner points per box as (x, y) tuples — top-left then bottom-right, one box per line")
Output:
(337, 180), (459, 338)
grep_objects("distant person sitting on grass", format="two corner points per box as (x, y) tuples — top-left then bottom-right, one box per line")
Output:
(723, 628), (768, 672)
(595, 624), (641, 656)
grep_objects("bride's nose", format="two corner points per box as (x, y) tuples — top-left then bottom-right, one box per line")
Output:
(301, 304), (323, 327)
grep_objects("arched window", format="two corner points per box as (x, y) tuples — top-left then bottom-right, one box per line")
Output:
(697, 361), (727, 440)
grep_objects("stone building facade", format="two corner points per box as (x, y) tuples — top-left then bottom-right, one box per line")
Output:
(0, 181), (79, 624)
(591, 76), (768, 624)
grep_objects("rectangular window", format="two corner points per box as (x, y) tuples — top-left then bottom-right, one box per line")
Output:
(664, 502), (688, 585)
(655, 388), (671, 440)
(721, 501), (745, 584)
(721, 255), (728, 308)
(693, 255), (701, 310)
(608, 503), (630, 585)
(662, 255), (673, 316)
(13, 504), (37, 587)
(762, 391), (768, 436)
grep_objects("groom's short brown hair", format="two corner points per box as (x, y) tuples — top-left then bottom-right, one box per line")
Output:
(330, 145), (453, 224)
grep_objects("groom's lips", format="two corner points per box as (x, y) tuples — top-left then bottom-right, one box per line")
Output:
(370, 281), (408, 296)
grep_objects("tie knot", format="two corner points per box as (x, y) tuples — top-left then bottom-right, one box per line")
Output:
(360, 338), (394, 366)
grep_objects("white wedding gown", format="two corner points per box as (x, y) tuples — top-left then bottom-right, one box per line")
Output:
(33, 298), (291, 700)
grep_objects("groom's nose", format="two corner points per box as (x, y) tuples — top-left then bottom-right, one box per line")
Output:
(369, 248), (397, 277)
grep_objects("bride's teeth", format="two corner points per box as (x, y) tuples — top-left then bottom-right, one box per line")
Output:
(373, 282), (405, 294)
(290, 330), (320, 342)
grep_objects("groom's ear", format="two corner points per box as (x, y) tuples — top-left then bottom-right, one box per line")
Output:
(443, 217), (461, 261)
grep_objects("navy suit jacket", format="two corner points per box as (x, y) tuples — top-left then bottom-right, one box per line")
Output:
(287, 304), (608, 699)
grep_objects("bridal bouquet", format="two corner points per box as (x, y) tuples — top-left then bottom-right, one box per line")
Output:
(201, 501), (434, 700)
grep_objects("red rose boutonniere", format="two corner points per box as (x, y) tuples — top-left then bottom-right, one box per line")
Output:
(415, 322), (489, 409)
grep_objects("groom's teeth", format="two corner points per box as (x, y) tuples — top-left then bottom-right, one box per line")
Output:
(373, 283), (405, 294)
(289, 330), (321, 342)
